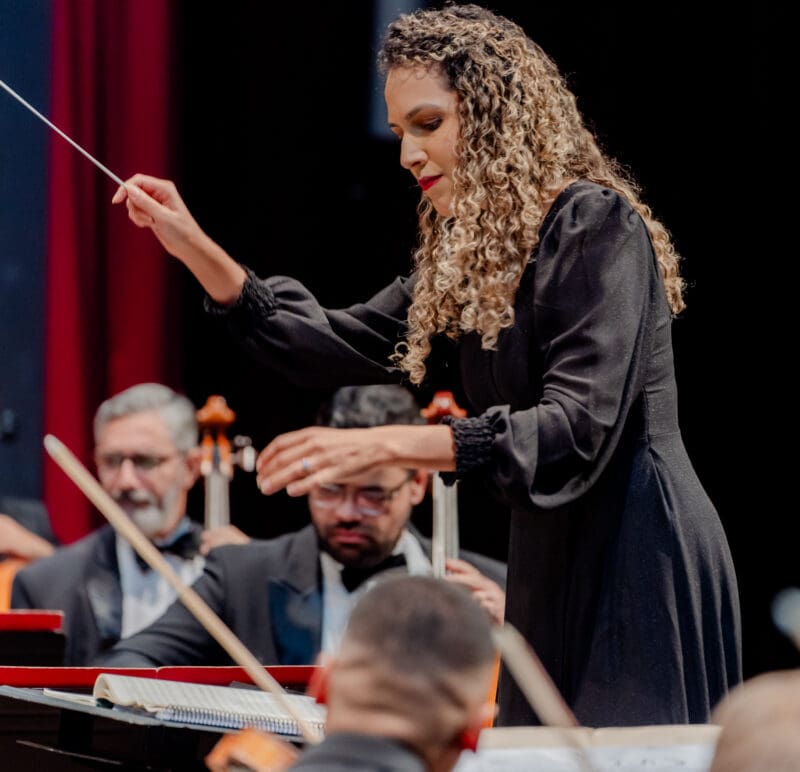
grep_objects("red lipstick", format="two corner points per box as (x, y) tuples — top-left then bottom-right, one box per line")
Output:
(418, 175), (442, 191)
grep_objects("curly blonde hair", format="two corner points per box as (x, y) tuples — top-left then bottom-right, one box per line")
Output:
(379, 4), (685, 385)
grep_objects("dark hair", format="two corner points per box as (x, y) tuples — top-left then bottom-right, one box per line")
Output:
(316, 385), (424, 429)
(344, 575), (496, 674)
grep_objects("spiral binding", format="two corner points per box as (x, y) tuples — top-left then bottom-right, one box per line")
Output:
(156, 704), (325, 736)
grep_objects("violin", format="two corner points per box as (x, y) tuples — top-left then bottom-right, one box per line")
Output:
(421, 391), (466, 579)
(196, 395), (256, 531)
(422, 392), (502, 730)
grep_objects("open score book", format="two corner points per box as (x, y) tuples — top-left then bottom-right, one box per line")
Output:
(92, 673), (326, 737)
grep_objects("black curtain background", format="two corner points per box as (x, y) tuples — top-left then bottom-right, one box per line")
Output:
(172, 2), (791, 681)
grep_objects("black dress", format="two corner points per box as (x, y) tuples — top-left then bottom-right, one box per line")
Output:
(207, 180), (742, 727)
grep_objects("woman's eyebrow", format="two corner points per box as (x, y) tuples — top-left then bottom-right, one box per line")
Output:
(388, 103), (444, 128)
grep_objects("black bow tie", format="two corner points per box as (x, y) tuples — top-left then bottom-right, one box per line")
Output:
(340, 553), (407, 593)
(134, 529), (201, 572)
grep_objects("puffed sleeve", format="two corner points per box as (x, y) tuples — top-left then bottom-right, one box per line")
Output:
(446, 186), (660, 511)
(205, 271), (415, 389)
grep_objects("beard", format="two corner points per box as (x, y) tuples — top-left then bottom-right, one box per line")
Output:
(314, 521), (391, 568)
(114, 486), (180, 539)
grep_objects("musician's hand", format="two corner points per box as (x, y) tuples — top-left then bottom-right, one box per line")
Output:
(0, 514), (55, 560)
(200, 524), (251, 556)
(445, 558), (506, 626)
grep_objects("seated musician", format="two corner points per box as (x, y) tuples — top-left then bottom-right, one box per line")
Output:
(206, 575), (497, 772)
(10, 383), (213, 664)
(290, 576), (496, 772)
(95, 384), (506, 668)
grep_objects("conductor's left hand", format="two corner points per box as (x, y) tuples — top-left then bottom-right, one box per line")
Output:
(257, 423), (455, 497)
(256, 426), (396, 497)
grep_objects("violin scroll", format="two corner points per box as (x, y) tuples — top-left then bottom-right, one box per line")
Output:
(233, 434), (256, 473)
(196, 395), (255, 531)
(421, 390), (467, 423)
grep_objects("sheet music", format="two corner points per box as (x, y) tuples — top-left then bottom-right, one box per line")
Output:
(42, 688), (98, 707)
(454, 742), (716, 771)
(93, 673), (326, 736)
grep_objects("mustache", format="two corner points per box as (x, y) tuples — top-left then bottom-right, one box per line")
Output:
(114, 489), (158, 507)
(334, 521), (361, 530)
(329, 521), (374, 536)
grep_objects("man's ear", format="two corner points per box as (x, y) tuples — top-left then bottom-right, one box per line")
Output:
(307, 652), (334, 705)
(408, 469), (429, 506)
(457, 725), (481, 753)
(457, 702), (495, 752)
(185, 446), (203, 486)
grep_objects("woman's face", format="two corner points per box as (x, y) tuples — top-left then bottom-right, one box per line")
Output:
(385, 66), (460, 217)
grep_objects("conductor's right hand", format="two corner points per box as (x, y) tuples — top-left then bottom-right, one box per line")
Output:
(112, 174), (246, 305)
(112, 174), (202, 263)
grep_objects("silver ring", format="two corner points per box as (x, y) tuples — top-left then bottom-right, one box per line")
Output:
(301, 457), (311, 473)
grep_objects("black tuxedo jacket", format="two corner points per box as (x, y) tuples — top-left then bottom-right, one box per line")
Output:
(289, 732), (427, 771)
(10, 522), (203, 665)
(95, 524), (506, 668)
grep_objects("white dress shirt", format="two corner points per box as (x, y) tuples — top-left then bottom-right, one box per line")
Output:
(116, 518), (205, 639)
(319, 528), (432, 655)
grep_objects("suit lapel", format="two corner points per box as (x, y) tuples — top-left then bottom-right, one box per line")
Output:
(84, 526), (123, 651)
(268, 526), (322, 664)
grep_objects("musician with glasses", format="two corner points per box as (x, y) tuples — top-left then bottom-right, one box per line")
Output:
(93, 384), (506, 669)
(10, 383), (208, 665)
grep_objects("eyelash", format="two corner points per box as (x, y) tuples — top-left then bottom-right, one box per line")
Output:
(390, 118), (442, 141)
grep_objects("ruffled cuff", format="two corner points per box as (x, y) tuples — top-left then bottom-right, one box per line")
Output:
(203, 266), (277, 319)
(441, 414), (494, 480)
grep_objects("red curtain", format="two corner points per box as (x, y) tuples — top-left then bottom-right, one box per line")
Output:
(44, 1), (180, 544)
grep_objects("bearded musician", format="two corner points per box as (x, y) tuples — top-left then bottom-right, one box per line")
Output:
(10, 383), (221, 664)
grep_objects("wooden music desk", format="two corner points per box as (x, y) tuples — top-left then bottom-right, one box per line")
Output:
(0, 664), (316, 771)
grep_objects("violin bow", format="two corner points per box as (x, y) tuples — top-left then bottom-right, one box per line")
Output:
(43, 434), (322, 745)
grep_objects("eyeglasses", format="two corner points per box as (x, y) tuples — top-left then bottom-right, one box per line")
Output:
(97, 452), (179, 473)
(309, 472), (414, 517)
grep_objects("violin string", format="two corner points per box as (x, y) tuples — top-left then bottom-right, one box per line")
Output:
(0, 78), (126, 188)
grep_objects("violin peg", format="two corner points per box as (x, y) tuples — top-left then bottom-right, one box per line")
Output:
(421, 390), (467, 423)
(233, 435), (257, 473)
